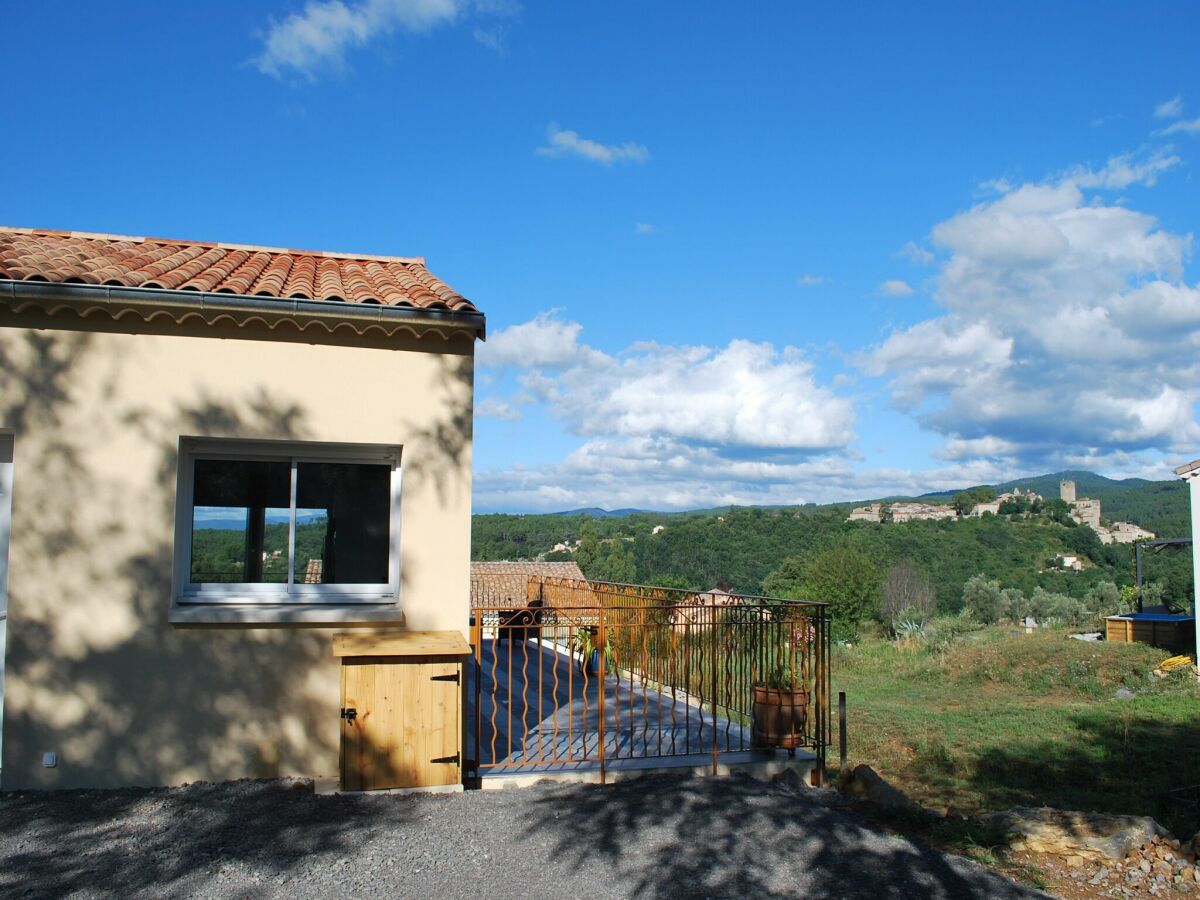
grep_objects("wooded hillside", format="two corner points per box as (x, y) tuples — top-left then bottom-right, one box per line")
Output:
(471, 471), (1194, 618)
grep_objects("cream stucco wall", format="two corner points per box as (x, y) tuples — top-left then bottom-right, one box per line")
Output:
(0, 315), (474, 789)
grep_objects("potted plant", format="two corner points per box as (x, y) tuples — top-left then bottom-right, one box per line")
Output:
(576, 625), (615, 676)
(751, 661), (808, 755)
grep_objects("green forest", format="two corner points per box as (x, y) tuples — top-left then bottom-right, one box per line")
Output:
(472, 471), (1195, 636)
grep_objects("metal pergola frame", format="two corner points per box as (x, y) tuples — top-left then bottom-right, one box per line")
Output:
(1134, 538), (1193, 612)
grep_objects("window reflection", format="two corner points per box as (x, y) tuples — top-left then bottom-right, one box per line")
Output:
(190, 459), (290, 584)
(296, 462), (390, 584)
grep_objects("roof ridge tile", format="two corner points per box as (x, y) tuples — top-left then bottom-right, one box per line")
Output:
(0, 227), (478, 316)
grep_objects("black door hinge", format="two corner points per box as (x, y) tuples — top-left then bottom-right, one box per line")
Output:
(431, 672), (460, 684)
(340, 707), (357, 721)
(431, 752), (460, 765)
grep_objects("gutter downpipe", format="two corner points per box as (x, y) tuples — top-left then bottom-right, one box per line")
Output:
(0, 280), (487, 340)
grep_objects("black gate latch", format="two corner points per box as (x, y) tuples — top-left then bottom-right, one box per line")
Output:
(431, 753), (460, 765)
(430, 672), (460, 684)
(340, 707), (357, 721)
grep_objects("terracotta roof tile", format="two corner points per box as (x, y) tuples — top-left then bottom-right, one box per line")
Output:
(470, 561), (588, 607)
(0, 226), (479, 315)
(284, 254), (316, 299)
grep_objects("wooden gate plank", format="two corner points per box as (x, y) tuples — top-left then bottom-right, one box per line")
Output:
(339, 655), (462, 790)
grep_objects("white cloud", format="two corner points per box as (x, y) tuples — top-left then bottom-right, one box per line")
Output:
(796, 273), (826, 287)
(543, 339), (854, 450)
(536, 125), (650, 165)
(473, 435), (1065, 512)
(254, 0), (514, 80)
(979, 178), (1013, 195)
(634, 222), (656, 235)
(488, 316), (855, 450)
(1162, 118), (1200, 136)
(878, 279), (914, 297)
(474, 437), (852, 511)
(1069, 149), (1181, 189)
(864, 160), (1200, 470)
(477, 310), (608, 370)
(472, 24), (507, 52)
(935, 436), (1020, 461)
(1155, 95), (1184, 119)
(899, 241), (934, 265)
(476, 397), (522, 421)
(475, 313), (858, 509)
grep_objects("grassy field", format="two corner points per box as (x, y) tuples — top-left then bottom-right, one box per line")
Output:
(834, 624), (1200, 838)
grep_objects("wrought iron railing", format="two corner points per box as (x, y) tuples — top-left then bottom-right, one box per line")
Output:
(468, 576), (830, 783)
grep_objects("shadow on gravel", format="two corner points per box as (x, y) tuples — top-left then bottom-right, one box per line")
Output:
(0, 781), (413, 897)
(522, 772), (1042, 900)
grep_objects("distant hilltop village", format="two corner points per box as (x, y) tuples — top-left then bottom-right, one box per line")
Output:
(847, 479), (1155, 545)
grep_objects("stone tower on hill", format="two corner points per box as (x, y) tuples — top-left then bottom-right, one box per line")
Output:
(1060, 479), (1076, 504)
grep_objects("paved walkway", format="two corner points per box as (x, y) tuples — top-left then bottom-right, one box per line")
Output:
(0, 773), (1049, 899)
(471, 636), (754, 772)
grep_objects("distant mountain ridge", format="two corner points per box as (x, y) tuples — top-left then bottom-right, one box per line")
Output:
(549, 507), (649, 518)
(541, 470), (1189, 537)
(908, 470), (1156, 504)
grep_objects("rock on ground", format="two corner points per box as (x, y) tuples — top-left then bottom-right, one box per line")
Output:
(840, 763), (930, 816)
(977, 807), (1170, 861)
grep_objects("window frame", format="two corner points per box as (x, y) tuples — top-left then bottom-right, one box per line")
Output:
(173, 438), (402, 605)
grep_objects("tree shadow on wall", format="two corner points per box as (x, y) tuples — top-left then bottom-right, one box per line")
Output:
(402, 352), (473, 508)
(0, 326), (474, 886)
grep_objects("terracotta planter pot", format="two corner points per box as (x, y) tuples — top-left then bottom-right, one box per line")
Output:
(751, 683), (809, 750)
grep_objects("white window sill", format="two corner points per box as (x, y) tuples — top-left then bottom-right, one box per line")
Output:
(168, 603), (406, 627)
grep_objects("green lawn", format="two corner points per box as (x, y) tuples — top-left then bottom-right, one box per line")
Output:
(834, 626), (1200, 837)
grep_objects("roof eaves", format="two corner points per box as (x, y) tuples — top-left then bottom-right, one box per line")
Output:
(0, 279), (487, 341)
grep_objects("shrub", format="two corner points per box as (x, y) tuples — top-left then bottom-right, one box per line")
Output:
(1001, 587), (1028, 622)
(881, 559), (938, 635)
(926, 612), (979, 652)
(1030, 587), (1088, 625)
(962, 574), (1005, 624)
(764, 543), (882, 642)
(1085, 581), (1122, 617)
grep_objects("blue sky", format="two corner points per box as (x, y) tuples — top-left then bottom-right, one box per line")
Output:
(4, 2), (1200, 512)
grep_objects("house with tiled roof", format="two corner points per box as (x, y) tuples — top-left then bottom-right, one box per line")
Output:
(0, 226), (484, 791)
(470, 560), (587, 607)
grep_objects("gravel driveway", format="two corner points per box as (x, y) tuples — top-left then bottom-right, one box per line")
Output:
(0, 771), (1047, 899)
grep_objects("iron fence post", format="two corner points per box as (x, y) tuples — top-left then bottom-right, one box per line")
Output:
(711, 591), (718, 776)
(839, 690), (847, 772)
(471, 614), (482, 781)
(598, 594), (607, 785)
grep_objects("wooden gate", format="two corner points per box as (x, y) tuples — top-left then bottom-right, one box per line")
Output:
(334, 631), (469, 791)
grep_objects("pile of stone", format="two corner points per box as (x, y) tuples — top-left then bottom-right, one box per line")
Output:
(977, 807), (1197, 897)
(1041, 832), (1199, 897)
(835, 766), (1200, 897)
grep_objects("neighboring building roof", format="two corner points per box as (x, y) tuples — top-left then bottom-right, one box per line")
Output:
(471, 561), (587, 578)
(1176, 459), (1200, 478)
(470, 561), (587, 607)
(0, 226), (478, 312)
